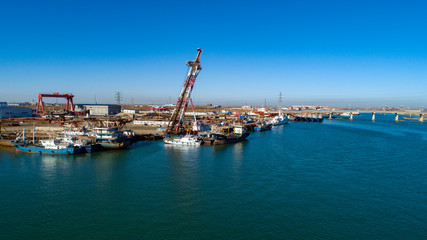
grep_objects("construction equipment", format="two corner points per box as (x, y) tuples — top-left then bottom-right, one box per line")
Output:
(166, 48), (202, 134)
(36, 92), (74, 115)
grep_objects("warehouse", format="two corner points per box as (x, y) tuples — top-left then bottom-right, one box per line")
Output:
(75, 104), (121, 116)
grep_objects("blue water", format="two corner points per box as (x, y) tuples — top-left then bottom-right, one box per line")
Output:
(1, 113), (426, 239)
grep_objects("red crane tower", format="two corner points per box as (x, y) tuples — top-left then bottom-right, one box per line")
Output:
(36, 92), (75, 115)
(166, 48), (202, 134)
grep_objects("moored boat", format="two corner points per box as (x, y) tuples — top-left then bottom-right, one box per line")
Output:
(270, 114), (290, 126)
(254, 122), (272, 131)
(10, 129), (84, 155)
(12, 138), (83, 155)
(90, 127), (132, 149)
(200, 125), (250, 145)
(163, 135), (201, 146)
(94, 137), (130, 149)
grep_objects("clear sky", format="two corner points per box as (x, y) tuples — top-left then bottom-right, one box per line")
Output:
(1, 0), (426, 108)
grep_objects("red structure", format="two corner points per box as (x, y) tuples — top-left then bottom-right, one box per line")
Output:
(36, 92), (74, 115)
(166, 48), (202, 134)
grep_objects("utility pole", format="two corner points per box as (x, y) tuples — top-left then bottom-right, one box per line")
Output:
(115, 92), (123, 105)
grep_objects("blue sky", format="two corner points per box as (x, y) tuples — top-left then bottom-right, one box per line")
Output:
(1, 0), (426, 107)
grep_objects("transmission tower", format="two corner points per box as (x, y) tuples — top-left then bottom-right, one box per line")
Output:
(115, 92), (123, 105)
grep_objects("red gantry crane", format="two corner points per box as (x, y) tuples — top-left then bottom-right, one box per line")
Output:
(166, 48), (202, 134)
(36, 92), (75, 115)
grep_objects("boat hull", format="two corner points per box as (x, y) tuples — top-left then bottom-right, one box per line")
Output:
(83, 144), (102, 153)
(12, 141), (82, 155)
(211, 132), (250, 145)
(254, 125), (272, 131)
(272, 119), (290, 126)
(163, 137), (201, 146)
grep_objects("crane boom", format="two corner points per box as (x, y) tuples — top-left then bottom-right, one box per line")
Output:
(167, 48), (202, 134)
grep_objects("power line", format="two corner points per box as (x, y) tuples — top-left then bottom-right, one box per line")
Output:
(115, 92), (123, 105)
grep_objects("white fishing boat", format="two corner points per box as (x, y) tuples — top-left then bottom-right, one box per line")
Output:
(163, 135), (201, 146)
(269, 114), (290, 126)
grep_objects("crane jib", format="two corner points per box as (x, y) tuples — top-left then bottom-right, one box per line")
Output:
(166, 48), (202, 135)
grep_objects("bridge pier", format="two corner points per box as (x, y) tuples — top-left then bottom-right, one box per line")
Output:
(372, 112), (376, 121)
(350, 113), (354, 120)
(395, 113), (399, 121)
(420, 114), (424, 122)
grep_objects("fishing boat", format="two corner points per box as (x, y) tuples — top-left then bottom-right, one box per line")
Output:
(94, 137), (130, 149)
(90, 127), (131, 149)
(200, 125), (250, 145)
(163, 135), (201, 146)
(269, 114), (290, 126)
(254, 122), (272, 131)
(56, 134), (101, 153)
(11, 130), (83, 155)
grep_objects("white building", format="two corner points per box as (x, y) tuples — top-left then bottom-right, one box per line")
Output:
(123, 109), (140, 114)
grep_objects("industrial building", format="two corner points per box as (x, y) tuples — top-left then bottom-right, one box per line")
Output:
(0, 102), (35, 119)
(75, 104), (121, 116)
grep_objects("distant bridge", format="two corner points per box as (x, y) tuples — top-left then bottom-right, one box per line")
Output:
(283, 110), (425, 122)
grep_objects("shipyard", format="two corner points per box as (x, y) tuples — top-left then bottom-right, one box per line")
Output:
(2, 1), (427, 239)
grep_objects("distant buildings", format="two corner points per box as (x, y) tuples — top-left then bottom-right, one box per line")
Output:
(0, 102), (35, 119)
(289, 105), (332, 111)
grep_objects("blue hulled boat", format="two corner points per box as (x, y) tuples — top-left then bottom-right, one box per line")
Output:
(254, 122), (273, 131)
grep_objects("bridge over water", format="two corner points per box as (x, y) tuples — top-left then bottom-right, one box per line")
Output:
(283, 110), (425, 122)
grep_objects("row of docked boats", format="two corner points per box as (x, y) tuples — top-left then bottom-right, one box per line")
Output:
(163, 124), (251, 146)
(254, 113), (290, 131)
(11, 126), (134, 155)
(294, 114), (323, 122)
(163, 114), (290, 146)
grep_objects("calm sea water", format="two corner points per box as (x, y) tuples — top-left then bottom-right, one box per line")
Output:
(1, 113), (426, 239)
